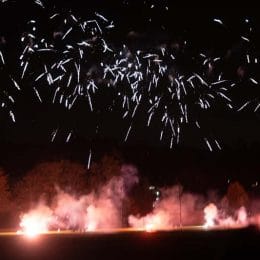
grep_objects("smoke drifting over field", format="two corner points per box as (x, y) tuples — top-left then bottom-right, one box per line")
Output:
(19, 165), (139, 233)
(18, 165), (260, 235)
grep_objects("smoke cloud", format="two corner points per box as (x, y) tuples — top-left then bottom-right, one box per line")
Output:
(19, 164), (139, 232)
(129, 186), (204, 230)
(18, 165), (260, 234)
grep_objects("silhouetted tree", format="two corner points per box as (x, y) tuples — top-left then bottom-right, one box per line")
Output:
(0, 168), (14, 228)
(225, 181), (249, 211)
(0, 168), (11, 213)
(127, 178), (155, 216)
(14, 160), (88, 211)
(88, 154), (122, 191)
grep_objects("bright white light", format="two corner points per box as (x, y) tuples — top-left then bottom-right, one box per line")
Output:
(20, 214), (49, 237)
(19, 205), (52, 237)
(203, 203), (218, 228)
(145, 223), (155, 232)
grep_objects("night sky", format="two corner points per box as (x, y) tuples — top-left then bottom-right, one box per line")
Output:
(0, 0), (259, 193)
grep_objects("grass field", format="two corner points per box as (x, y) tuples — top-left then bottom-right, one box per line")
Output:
(0, 226), (258, 259)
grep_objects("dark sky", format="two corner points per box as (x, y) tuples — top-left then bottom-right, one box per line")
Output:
(0, 0), (259, 190)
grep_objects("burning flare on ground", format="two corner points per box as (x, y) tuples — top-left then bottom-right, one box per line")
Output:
(18, 204), (53, 237)
(203, 203), (249, 229)
(203, 203), (218, 228)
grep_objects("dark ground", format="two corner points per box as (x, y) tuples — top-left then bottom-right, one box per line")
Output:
(0, 227), (259, 260)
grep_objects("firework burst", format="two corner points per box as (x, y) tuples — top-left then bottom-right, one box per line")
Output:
(0, 0), (259, 148)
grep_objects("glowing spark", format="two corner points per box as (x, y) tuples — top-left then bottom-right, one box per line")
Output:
(241, 36), (250, 42)
(87, 149), (92, 170)
(66, 131), (72, 143)
(95, 12), (108, 22)
(204, 138), (213, 152)
(10, 77), (21, 90)
(9, 110), (15, 122)
(254, 103), (260, 112)
(215, 140), (221, 150)
(50, 13), (59, 19)
(62, 27), (72, 40)
(246, 54), (250, 63)
(213, 18), (224, 25)
(51, 128), (58, 142)
(249, 78), (258, 85)
(237, 101), (250, 112)
(0, 50), (5, 64)
(33, 87), (42, 103)
(21, 61), (28, 79)
(124, 124), (132, 142)
(34, 0), (44, 8)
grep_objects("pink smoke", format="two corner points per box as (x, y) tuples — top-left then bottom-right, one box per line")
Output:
(128, 186), (204, 230)
(203, 203), (248, 228)
(17, 164), (260, 234)
(204, 203), (218, 228)
(19, 164), (139, 233)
